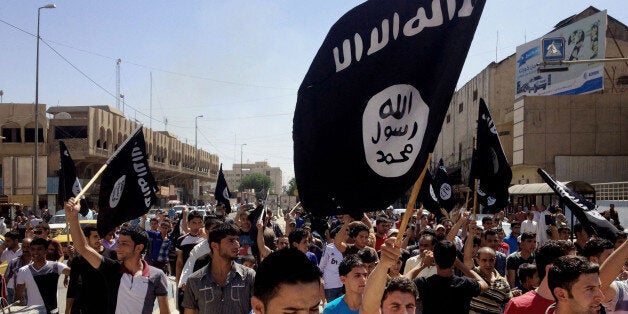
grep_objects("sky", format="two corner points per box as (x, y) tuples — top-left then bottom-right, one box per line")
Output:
(1, 1), (626, 187)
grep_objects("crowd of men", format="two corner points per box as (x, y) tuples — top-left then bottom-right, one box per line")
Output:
(0, 199), (625, 314)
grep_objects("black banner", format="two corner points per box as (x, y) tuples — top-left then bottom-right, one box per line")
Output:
(433, 159), (456, 211)
(97, 127), (158, 237)
(469, 99), (512, 212)
(293, 0), (486, 216)
(538, 168), (620, 241)
(59, 141), (89, 216)
(418, 170), (442, 219)
(214, 164), (232, 214)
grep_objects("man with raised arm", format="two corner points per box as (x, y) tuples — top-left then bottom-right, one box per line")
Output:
(64, 198), (170, 314)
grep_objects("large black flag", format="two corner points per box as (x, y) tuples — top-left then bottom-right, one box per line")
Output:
(469, 99), (512, 212)
(293, 0), (486, 216)
(538, 168), (621, 241)
(418, 170), (442, 219)
(433, 159), (456, 211)
(59, 141), (89, 216)
(214, 164), (232, 214)
(97, 127), (158, 237)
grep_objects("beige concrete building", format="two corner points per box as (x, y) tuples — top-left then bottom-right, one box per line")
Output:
(1, 103), (219, 212)
(224, 161), (283, 195)
(434, 7), (628, 192)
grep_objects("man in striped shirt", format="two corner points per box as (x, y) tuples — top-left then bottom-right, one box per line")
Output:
(470, 247), (512, 314)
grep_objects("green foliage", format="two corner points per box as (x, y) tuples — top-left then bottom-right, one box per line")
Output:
(287, 177), (298, 196)
(239, 173), (272, 199)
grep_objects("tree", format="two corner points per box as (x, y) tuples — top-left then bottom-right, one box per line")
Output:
(287, 177), (298, 196)
(239, 173), (272, 200)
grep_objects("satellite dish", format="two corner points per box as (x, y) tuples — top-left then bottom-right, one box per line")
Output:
(55, 112), (72, 119)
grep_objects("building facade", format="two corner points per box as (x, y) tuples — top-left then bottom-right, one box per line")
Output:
(1, 103), (219, 213)
(224, 161), (283, 195)
(434, 7), (628, 191)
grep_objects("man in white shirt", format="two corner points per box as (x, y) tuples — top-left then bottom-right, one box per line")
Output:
(0, 231), (22, 263)
(403, 234), (437, 278)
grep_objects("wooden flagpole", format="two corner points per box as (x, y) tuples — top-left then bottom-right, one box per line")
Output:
(473, 179), (479, 221)
(395, 153), (432, 248)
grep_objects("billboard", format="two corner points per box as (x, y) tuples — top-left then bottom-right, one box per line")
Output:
(515, 10), (606, 98)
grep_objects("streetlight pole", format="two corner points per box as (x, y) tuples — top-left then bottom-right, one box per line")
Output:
(34, 3), (56, 214)
(194, 115), (203, 205)
(240, 143), (247, 191)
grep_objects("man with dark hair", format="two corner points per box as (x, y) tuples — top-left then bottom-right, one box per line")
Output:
(505, 240), (576, 314)
(141, 215), (173, 275)
(177, 216), (222, 291)
(547, 256), (604, 313)
(289, 228), (318, 264)
(251, 248), (323, 314)
(482, 229), (507, 276)
(375, 216), (392, 251)
(357, 247), (379, 275)
(515, 263), (538, 294)
(403, 234), (437, 277)
(409, 240), (488, 313)
(505, 222), (521, 254)
(361, 239), (417, 314)
(319, 225), (345, 302)
(175, 210), (205, 312)
(582, 238), (614, 265)
(4, 237), (31, 303)
(34, 221), (64, 262)
(335, 215), (375, 257)
(506, 232), (537, 289)
(600, 238), (628, 313)
(182, 222), (255, 314)
(15, 238), (70, 313)
(66, 225), (117, 314)
(323, 255), (368, 314)
(65, 199), (170, 314)
(0, 231), (22, 263)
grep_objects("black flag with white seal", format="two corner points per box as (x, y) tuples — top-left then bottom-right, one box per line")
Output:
(97, 127), (158, 237)
(433, 159), (456, 211)
(214, 164), (232, 214)
(537, 168), (621, 241)
(293, 0), (486, 216)
(418, 170), (442, 219)
(59, 141), (89, 216)
(468, 99), (512, 212)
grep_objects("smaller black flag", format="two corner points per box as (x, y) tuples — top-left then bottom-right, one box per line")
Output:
(469, 99), (512, 213)
(538, 168), (621, 241)
(433, 159), (455, 211)
(59, 141), (89, 216)
(214, 164), (232, 214)
(97, 127), (158, 237)
(418, 170), (443, 219)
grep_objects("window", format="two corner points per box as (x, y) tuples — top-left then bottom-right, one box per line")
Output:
(458, 103), (464, 113)
(446, 114), (451, 123)
(24, 127), (44, 142)
(54, 126), (88, 139)
(1, 127), (21, 142)
(473, 89), (478, 101)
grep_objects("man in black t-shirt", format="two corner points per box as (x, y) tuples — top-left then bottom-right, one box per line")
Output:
(411, 240), (488, 313)
(175, 210), (204, 313)
(66, 225), (117, 314)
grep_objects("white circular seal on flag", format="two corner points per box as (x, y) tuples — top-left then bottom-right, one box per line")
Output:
(222, 187), (230, 200)
(109, 175), (126, 208)
(440, 183), (452, 200)
(429, 185), (437, 201)
(362, 84), (429, 178)
(72, 178), (82, 196)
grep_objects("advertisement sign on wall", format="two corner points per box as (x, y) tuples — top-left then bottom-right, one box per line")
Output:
(515, 10), (607, 98)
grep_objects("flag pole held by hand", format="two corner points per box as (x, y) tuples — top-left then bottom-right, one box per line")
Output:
(74, 126), (143, 201)
(395, 153), (432, 248)
(473, 179), (479, 221)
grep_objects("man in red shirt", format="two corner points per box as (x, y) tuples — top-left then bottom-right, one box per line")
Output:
(374, 216), (392, 251)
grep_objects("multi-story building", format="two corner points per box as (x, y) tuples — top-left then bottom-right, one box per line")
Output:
(224, 161), (283, 195)
(433, 7), (628, 194)
(1, 103), (219, 213)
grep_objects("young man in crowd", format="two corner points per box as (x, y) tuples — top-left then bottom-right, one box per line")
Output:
(572, 223), (589, 255)
(361, 238), (417, 314)
(65, 198), (170, 314)
(319, 226), (345, 302)
(547, 256), (605, 314)
(600, 237), (628, 312)
(141, 215), (173, 275)
(290, 228), (318, 264)
(4, 237), (30, 304)
(251, 248), (323, 314)
(504, 240), (576, 314)
(506, 232), (537, 289)
(182, 222), (256, 314)
(504, 222), (521, 254)
(582, 238), (614, 266)
(0, 231), (22, 263)
(177, 216), (222, 290)
(410, 240), (488, 313)
(66, 225), (117, 314)
(375, 216), (392, 251)
(175, 210), (205, 312)
(514, 263), (539, 294)
(15, 238), (70, 313)
(33, 222), (64, 262)
(482, 229), (507, 276)
(323, 255), (368, 314)
(403, 233), (437, 277)
(335, 217), (374, 257)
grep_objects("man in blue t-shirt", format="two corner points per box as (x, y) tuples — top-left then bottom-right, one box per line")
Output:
(289, 229), (318, 265)
(323, 255), (368, 314)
